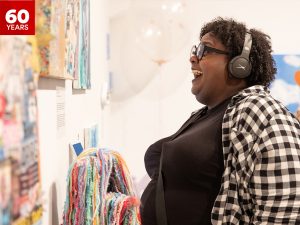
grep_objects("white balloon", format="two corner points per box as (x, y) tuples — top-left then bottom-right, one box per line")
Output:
(131, 0), (189, 65)
(109, 1), (190, 102)
(109, 12), (159, 102)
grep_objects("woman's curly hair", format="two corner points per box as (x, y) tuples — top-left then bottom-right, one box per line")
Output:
(200, 17), (277, 87)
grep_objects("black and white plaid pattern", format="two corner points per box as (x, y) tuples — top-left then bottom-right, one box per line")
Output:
(212, 85), (300, 224)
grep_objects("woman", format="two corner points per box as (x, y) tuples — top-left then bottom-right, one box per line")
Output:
(141, 17), (300, 225)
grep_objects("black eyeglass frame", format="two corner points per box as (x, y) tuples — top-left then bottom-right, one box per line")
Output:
(191, 43), (229, 60)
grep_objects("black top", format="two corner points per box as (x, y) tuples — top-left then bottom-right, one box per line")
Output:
(141, 99), (230, 225)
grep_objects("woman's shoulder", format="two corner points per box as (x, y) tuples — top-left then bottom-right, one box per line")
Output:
(226, 89), (293, 132)
(230, 85), (286, 115)
(239, 91), (288, 116)
(229, 91), (299, 132)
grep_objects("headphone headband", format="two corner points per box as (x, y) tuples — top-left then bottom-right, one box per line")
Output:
(240, 32), (252, 59)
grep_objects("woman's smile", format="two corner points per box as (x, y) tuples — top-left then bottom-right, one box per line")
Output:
(192, 69), (203, 82)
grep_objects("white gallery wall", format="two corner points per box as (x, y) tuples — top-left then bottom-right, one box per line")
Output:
(102, 0), (300, 196)
(37, 0), (109, 224)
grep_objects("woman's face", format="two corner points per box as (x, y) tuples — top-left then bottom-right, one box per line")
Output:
(190, 32), (231, 108)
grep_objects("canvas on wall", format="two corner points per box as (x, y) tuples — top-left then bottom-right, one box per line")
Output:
(36, 0), (90, 87)
(36, 0), (70, 79)
(0, 36), (43, 225)
(270, 55), (300, 120)
(0, 160), (11, 225)
(84, 124), (98, 149)
(65, 0), (80, 80)
(72, 0), (90, 89)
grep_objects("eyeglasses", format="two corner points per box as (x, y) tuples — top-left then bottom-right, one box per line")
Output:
(190, 43), (229, 61)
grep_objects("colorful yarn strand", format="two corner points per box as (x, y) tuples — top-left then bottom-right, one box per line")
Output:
(62, 148), (141, 225)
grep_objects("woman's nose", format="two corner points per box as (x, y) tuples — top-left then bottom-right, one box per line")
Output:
(190, 55), (198, 64)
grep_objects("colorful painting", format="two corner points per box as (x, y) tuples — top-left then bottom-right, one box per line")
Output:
(270, 55), (300, 119)
(36, 0), (90, 86)
(48, 0), (66, 79)
(36, 0), (70, 79)
(0, 36), (42, 225)
(0, 160), (11, 225)
(84, 124), (98, 149)
(35, 0), (52, 77)
(64, 0), (80, 79)
(72, 0), (90, 89)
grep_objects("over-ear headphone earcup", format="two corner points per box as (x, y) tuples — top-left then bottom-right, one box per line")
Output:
(228, 56), (252, 79)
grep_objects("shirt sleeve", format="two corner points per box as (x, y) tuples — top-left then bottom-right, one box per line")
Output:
(249, 114), (300, 224)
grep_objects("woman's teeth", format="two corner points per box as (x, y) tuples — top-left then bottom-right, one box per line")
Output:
(192, 70), (203, 77)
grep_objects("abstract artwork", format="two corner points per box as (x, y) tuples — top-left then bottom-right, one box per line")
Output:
(72, 0), (90, 89)
(36, 0), (70, 79)
(0, 36), (43, 225)
(36, 0), (90, 87)
(84, 124), (98, 149)
(64, 0), (80, 79)
(0, 160), (11, 225)
(270, 55), (300, 119)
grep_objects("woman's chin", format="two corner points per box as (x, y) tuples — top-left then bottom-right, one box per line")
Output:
(191, 85), (201, 96)
(191, 88), (205, 104)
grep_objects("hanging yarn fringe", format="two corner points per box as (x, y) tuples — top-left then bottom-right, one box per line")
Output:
(63, 148), (141, 225)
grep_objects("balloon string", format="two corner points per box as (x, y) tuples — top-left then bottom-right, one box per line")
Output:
(158, 68), (163, 138)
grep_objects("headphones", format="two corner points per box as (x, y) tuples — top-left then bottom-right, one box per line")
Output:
(228, 32), (252, 79)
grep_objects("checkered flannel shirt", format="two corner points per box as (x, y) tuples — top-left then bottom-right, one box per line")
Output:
(211, 85), (300, 224)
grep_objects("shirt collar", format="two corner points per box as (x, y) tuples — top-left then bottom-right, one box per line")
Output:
(230, 85), (270, 106)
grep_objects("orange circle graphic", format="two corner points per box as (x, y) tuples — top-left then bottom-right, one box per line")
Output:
(295, 70), (300, 86)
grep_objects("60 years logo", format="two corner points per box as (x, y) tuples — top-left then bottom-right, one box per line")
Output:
(0, 0), (35, 35)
